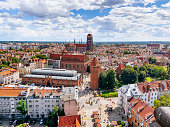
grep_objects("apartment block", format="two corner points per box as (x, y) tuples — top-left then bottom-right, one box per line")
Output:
(0, 87), (28, 118)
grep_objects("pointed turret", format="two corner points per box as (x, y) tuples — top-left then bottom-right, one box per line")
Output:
(91, 57), (99, 66)
(90, 57), (102, 90)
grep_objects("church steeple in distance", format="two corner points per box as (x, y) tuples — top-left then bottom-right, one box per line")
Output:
(74, 38), (75, 44)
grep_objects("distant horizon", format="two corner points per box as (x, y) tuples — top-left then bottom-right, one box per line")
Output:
(0, 41), (170, 44)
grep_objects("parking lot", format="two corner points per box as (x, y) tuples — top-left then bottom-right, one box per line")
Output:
(0, 119), (46, 127)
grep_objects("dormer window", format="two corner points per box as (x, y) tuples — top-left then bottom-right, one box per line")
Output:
(145, 113), (152, 120)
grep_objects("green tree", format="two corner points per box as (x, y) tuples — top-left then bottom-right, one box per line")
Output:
(31, 54), (48, 59)
(121, 68), (138, 84)
(34, 49), (41, 52)
(149, 57), (157, 64)
(139, 66), (147, 73)
(106, 69), (118, 90)
(153, 93), (170, 109)
(133, 65), (139, 72)
(138, 71), (146, 82)
(16, 100), (27, 116)
(99, 72), (106, 89)
(46, 106), (65, 127)
(12, 57), (20, 63)
(106, 124), (111, 127)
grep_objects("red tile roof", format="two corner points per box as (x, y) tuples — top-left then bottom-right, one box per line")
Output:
(129, 98), (155, 124)
(91, 57), (99, 66)
(117, 64), (125, 71)
(0, 88), (27, 97)
(59, 115), (81, 127)
(75, 44), (87, 47)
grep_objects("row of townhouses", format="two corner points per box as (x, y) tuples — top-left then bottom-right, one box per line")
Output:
(118, 80), (170, 127)
(0, 85), (78, 119)
(0, 68), (19, 85)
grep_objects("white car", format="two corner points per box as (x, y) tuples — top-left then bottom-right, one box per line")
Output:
(40, 119), (43, 125)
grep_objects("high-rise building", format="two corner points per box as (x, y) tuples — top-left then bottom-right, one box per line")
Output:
(86, 34), (93, 51)
(90, 57), (102, 89)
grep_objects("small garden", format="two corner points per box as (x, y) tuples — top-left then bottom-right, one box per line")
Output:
(98, 91), (118, 98)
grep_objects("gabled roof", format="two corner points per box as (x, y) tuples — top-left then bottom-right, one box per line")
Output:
(59, 115), (81, 127)
(0, 88), (27, 97)
(91, 57), (99, 66)
(117, 63), (125, 71)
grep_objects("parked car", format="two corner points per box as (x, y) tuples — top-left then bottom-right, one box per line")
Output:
(30, 119), (36, 125)
(40, 119), (43, 125)
(9, 120), (14, 125)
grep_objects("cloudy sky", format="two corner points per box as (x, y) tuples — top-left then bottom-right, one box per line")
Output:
(0, 0), (170, 42)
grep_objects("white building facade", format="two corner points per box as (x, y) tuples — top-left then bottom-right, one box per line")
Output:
(118, 84), (141, 116)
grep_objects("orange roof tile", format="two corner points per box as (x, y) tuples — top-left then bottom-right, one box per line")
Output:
(0, 88), (27, 97)
(59, 115), (81, 127)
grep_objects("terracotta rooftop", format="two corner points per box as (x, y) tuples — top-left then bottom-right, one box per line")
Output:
(129, 98), (155, 124)
(0, 88), (27, 97)
(116, 63), (125, 71)
(59, 115), (81, 127)
(91, 57), (99, 66)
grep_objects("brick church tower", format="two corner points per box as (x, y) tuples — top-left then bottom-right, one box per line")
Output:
(90, 57), (102, 90)
(86, 34), (93, 52)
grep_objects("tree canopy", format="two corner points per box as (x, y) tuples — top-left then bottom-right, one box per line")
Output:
(149, 57), (157, 64)
(46, 105), (65, 127)
(121, 67), (138, 84)
(153, 93), (170, 109)
(138, 71), (146, 82)
(31, 54), (48, 59)
(16, 100), (27, 116)
(98, 69), (118, 90)
(12, 57), (20, 63)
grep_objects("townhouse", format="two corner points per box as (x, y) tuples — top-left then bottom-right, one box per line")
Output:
(118, 84), (141, 116)
(118, 80), (170, 116)
(128, 98), (156, 127)
(137, 80), (170, 106)
(0, 68), (20, 85)
(27, 88), (63, 118)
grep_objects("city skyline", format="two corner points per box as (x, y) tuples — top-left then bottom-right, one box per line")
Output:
(0, 0), (170, 41)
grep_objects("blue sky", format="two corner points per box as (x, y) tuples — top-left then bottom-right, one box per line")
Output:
(0, 0), (170, 41)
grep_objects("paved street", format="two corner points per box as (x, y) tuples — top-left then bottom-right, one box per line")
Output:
(0, 119), (46, 127)
(78, 73), (126, 127)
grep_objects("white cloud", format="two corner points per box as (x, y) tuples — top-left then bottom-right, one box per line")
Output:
(0, 0), (169, 41)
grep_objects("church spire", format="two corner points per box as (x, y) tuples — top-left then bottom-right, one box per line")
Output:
(74, 38), (75, 44)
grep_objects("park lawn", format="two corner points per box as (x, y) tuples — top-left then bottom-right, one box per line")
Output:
(98, 91), (118, 98)
(146, 77), (153, 82)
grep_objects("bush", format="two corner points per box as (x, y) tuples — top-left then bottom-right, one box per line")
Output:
(117, 121), (121, 125)
(121, 121), (125, 126)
